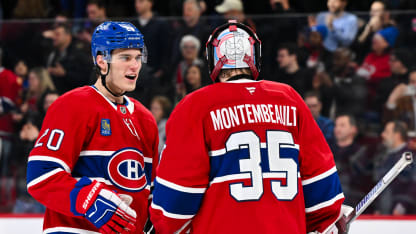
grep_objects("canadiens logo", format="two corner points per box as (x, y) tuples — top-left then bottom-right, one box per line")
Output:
(107, 148), (147, 192)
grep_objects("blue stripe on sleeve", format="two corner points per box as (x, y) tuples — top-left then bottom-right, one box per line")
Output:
(27, 160), (65, 184)
(303, 172), (343, 208)
(152, 178), (203, 216)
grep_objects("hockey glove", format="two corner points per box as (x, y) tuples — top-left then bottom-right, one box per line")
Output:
(70, 177), (137, 233)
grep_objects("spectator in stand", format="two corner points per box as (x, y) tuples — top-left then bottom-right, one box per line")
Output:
(14, 60), (28, 82)
(46, 23), (92, 94)
(304, 91), (334, 142)
(77, 0), (108, 44)
(176, 64), (207, 101)
(11, 90), (59, 214)
(373, 121), (416, 215)
(22, 67), (55, 114)
(305, 24), (332, 73)
(354, 1), (395, 62)
(170, 0), (212, 66)
(184, 64), (207, 94)
(132, 0), (171, 84)
(327, 48), (367, 118)
(0, 47), (22, 177)
(173, 35), (208, 103)
(14, 59), (29, 95)
(316, 0), (358, 52)
(384, 69), (416, 130)
(357, 26), (398, 83)
(259, 0), (299, 77)
(267, 43), (313, 97)
(356, 26), (399, 114)
(150, 95), (172, 153)
(375, 48), (413, 114)
(214, 0), (256, 30)
(329, 114), (370, 207)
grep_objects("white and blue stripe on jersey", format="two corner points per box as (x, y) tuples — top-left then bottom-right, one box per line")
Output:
(151, 177), (206, 219)
(302, 166), (344, 213)
(27, 149), (153, 191)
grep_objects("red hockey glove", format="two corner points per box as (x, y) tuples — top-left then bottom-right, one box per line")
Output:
(70, 177), (137, 233)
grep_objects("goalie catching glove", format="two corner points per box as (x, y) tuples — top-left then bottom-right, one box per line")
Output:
(70, 177), (137, 233)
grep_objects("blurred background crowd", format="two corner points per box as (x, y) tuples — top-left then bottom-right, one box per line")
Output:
(1, 0), (416, 216)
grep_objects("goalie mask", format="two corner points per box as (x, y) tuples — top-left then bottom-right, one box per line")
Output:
(206, 20), (261, 82)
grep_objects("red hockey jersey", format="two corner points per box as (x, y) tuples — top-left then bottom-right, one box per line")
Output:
(150, 80), (344, 234)
(27, 86), (159, 233)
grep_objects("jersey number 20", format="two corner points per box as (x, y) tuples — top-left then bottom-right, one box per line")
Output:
(226, 130), (298, 201)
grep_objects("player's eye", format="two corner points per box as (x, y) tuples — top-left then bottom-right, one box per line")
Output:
(119, 55), (130, 61)
(135, 55), (142, 62)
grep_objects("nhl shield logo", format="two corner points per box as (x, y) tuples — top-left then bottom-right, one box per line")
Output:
(107, 147), (147, 192)
(120, 106), (126, 114)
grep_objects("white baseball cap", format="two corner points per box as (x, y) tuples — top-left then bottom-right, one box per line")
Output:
(215, 0), (244, 13)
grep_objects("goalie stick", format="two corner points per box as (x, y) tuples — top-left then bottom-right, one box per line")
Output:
(336, 151), (414, 233)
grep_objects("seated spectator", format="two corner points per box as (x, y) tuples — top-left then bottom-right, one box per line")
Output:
(354, 1), (395, 62)
(176, 64), (207, 102)
(150, 95), (172, 153)
(329, 114), (370, 207)
(23, 67), (55, 114)
(304, 91), (334, 142)
(14, 60), (29, 83)
(214, 0), (256, 30)
(305, 24), (332, 73)
(329, 48), (367, 118)
(267, 43), (313, 97)
(0, 47), (22, 177)
(316, 0), (358, 52)
(375, 48), (413, 114)
(170, 0), (212, 65)
(11, 90), (59, 214)
(132, 0), (171, 82)
(373, 121), (416, 215)
(356, 26), (399, 113)
(77, 0), (108, 44)
(384, 69), (416, 130)
(173, 35), (208, 101)
(46, 23), (92, 94)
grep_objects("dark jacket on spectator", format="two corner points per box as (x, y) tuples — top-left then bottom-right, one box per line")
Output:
(46, 40), (92, 94)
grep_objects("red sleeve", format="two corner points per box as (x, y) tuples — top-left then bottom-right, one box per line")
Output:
(27, 94), (92, 216)
(292, 88), (344, 233)
(150, 96), (209, 233)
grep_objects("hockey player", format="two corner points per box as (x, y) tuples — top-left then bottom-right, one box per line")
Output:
(150, 20), (345, 233)
(27, 21), (159, 233)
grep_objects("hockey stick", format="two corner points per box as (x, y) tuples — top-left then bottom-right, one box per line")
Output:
(336, 151), (413, 233)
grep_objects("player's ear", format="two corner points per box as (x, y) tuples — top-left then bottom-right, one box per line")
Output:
(96, 55), (108, 74)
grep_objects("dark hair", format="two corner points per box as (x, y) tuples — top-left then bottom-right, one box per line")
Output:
(278, 43), (298, 56)
(151, 95), (172, 118)
(304, 90), (322, 102)
(53, 22), (72, 35)
(392, 120), (408, 141)
(87, 0), (106, 8)
(336, 114), (357, 127)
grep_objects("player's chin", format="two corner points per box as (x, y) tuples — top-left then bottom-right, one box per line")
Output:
(123, 83), (137, 92)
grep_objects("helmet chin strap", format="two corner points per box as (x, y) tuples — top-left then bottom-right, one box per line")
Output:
(99, 63), (126, 98)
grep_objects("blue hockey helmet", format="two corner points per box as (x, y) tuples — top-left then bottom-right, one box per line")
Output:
(91, 21), (147, 65)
